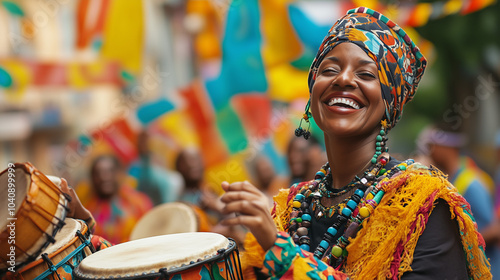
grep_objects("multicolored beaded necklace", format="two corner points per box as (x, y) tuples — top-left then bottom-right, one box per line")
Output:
(288, 124), (415, 268)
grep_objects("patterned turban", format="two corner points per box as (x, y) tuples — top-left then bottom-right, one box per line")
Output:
(308, 7), (427, 129)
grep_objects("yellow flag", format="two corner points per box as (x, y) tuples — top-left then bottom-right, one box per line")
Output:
(260, 0), (302, 67)
(101, 0), (143, 73)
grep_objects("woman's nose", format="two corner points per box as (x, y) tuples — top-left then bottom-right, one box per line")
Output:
(332, 69), (357, 89)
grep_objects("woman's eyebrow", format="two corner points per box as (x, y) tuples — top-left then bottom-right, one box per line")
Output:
(325, 56), (339, 62)
(324, 57), (375, 66)
(359, 59), (375, 65)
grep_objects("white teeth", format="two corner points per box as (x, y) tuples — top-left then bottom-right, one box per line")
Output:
(327, 97), (360, 109)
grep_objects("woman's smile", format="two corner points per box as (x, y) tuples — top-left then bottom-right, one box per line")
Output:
(322, 92), (365, 114)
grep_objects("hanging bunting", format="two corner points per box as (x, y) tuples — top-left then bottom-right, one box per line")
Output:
(180, 81), (228, 166)
(203, 152), (251, 195)
(204, 0), (267, 111)
(0, 66), (13, 88)
(267, 64), (309, 102)
(156, 110), (200, 149)
(259, 0), (302, 68)
(231, 94), (272, 139)
(136, 98), (175, 125)
(91, 118), (137, 165)
(76, 0), (110, 50)
(101, 0), (144, 74)
(215, 104), (248, 154)
(1, 1), (24, 17)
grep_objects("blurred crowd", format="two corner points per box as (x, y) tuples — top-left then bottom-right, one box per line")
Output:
(71, 130), (326, 247)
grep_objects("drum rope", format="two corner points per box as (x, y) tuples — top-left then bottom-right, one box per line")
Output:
(77, 230), (96, 253)
(34, 236), (91, 280)
(28, 199), (67, 230)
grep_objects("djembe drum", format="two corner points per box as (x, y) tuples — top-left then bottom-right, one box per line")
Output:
(73, 232), (243, 280)
(0, 162), (68, 269)
(4, 218), (94, 280)
(129, 202), (212, 240)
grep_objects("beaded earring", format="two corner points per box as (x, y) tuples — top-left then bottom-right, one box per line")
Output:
(371, 120), (389, 164)
(295, 99), (312, 140)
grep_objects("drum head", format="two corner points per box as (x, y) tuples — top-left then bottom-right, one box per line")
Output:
(0, 166), (29, 230)
(45, 175), (62, 187)
(129, 202), (198, 240)
(36, 218), (83, 259)
(75, 232), (229, 278)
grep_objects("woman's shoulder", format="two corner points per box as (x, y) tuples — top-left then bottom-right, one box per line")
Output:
(389, 157), (448, 178)
(382, 158), (453, 194)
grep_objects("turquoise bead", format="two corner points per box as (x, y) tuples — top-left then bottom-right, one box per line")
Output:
(371, 157), (377, 164)
(376, 147), (381, 151)
(302, 214), (312, 221)
(341, 207), (352, 217)
(376, 135), (383, 141)
(295, 194), (305, 201)
(380, 129), (385, 135)
(316, 171), (325, 178)
(327, 227), (338, 236)
(355, 189), (364, 197)
(374, 190), (385, 203)
(346, 200), (357, 210)
(319, 240), (329, 249)
(376, 142), (381, 147)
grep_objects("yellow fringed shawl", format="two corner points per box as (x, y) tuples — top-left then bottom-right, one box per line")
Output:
(241, 164), (491, 279)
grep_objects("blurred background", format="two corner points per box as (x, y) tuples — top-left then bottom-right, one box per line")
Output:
(0, 0), (499, 193)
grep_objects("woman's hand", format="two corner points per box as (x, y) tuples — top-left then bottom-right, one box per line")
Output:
(60, 178), (93, 222)
(220, 181), (277, 251)
(200, 189), (224, 214)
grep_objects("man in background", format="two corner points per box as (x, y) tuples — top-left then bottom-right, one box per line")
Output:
(77, 155), (153, 244)
(128, 130), (183, 206)
(417, 124), (500, 277)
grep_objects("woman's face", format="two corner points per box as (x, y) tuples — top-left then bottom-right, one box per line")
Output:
(310, 42), (385, 139)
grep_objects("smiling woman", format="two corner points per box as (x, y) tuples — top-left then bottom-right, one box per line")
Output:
(220, 7), (491, 280)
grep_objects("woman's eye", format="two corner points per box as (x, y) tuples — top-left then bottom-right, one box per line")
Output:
(321, 68), (338, 75)
(359, 72), (376, 79)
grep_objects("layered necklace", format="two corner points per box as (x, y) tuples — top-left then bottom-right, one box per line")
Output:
(288, 152), (415, 268)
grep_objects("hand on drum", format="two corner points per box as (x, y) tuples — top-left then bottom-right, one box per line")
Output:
(220, 181), (277, 251)
(60, 179), (93, 223)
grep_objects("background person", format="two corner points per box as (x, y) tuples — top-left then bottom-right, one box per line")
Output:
(128, 129), (183, 206)
(76, 155), (153, 244)
(417, 123), (500, 277)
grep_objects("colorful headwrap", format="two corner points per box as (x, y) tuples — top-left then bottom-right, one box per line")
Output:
(308, 7), (427, 129)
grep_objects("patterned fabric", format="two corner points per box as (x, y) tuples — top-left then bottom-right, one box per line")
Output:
(91, 235), (113, 251)
(76, 183), (153, 244)
(307, 7), (427, 129)
(262, 232), (347, 280)
(242, 164), (491, 279)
